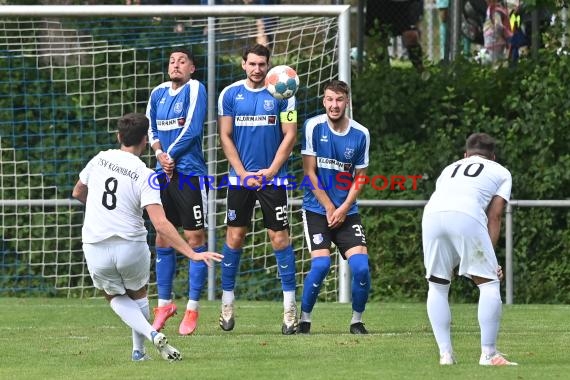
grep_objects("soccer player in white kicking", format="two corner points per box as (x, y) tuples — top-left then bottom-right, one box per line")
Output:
(72, 113), (222, 361)
(422, 132), (517, 366)
(298, 80), (371, 334)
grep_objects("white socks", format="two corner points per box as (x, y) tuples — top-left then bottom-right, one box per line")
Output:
(132, 297), (150, 353)
(110, 295), (154, 342)
(478, 280), (502, 356)
(157, 298), (172, 307)
(300, 311), (311, 323)
(186, 299), (199, 311)
(427, 281), (452, 354)
(283, 290), (296, 309)
(427, 279), (503, 357)
(222, 290), (235, 305)
(351, 311), (363, 325)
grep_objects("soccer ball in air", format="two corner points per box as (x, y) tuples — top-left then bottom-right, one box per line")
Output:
(265, 65), (299, 100)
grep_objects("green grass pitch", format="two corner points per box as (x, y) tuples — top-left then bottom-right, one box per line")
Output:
(1, 299), (568, 379)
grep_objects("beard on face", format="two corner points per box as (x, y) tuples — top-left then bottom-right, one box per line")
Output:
(170, 74), (184, 84)
(327, 109), (344, 121)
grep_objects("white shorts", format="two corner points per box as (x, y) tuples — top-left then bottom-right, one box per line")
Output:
(83, 237), (151, 295)
(422, 211), (498, 281)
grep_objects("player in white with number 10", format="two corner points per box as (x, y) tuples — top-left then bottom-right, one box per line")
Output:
(72, 113), (222, 362)
(422, 132), (517, 366)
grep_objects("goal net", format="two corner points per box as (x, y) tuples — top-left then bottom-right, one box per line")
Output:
(0, 5), (351, 301)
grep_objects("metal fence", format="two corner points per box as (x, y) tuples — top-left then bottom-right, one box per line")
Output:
(3, 198), (568, 304)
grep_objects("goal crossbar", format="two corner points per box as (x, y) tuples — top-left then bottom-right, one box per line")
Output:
(0, 5), (350, 18)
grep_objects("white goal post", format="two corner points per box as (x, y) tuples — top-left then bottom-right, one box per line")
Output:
(0, 4), (353, 301)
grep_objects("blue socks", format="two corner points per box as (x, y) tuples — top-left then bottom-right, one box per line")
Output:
(188, 245), (207, 301)
(301, 256), (331, 313)
(155, 247), (176, 300)
(221, 243), (242, 291)
(275, 245), (296, 292)
(349, 254), (370, 313)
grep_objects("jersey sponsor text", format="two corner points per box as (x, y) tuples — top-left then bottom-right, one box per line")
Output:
(234, 115), (277, 126)
(97, 157), (140, 181)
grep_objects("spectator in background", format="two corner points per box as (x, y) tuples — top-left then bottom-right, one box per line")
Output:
(242, 0), (280, 49)
(200, 0), (225, 35)
(483, 0), (512, 63)
(365, 0), (424, 71)
(437, 0), (472, 60)
(437, 0), (449, 59)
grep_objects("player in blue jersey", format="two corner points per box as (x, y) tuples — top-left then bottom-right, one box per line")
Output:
(217, 44), (298, 334)
(146, 48), (211, 335)
(298, 80), (371, 335)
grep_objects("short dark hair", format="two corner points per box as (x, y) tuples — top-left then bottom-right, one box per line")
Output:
(117, 113), (149, 147)
(323, 80), (350, 97)
(170, 47), (195, 64)
(242, 44), (270, 62)
(465, 132), (496, 159)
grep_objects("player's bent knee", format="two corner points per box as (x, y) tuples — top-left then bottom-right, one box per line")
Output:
(268, 231), (290, 250)
(226, 230), (246, 249)
(126, 286), (147, 300)
(428, 275), (450, 285)
(348, 254), (370, 280)
(310, 256), (331, 280)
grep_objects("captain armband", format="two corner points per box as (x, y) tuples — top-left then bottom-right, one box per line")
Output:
(280, 110), (297, 123)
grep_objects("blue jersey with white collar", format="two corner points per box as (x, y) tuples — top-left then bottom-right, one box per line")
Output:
(218, 79), (296, 185)
(301, 114), (370, 215)
(146, 79), (207, 176)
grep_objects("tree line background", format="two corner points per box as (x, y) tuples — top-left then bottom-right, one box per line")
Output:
(352, 47), (569, 303)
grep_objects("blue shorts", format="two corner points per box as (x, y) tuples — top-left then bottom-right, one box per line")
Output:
(302, 210), (367, 259)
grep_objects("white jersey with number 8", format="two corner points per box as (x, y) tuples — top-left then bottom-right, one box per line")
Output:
(79, 149), (161, 243)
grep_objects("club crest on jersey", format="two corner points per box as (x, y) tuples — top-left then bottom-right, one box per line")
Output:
(177, 117), (186, 126)
(174, 101), (183, 114)
(228, 209), (237, 221)
(312, 233), (323, 245)
(263, 99), (275, 111)
(344, 148), (354, 160)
